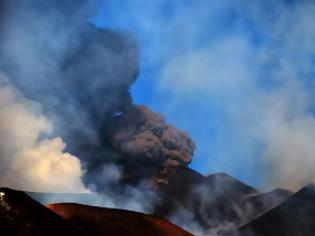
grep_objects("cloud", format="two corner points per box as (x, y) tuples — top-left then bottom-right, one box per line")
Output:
(0, 74), (88, 192)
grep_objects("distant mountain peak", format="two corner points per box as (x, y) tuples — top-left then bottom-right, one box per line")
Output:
(236, 182), (315, 236)
(208, 172), (235, 180)
(270, 188), (292, 194)
(298, 182), (315, 195)
(204, 172), (258, 197)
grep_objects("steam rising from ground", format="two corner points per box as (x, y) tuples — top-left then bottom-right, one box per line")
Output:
(0, 74), (87, 192)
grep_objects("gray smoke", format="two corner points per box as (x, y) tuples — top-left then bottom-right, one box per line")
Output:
(0, 0), (195, 197)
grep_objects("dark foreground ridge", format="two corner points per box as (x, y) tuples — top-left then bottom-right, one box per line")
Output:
(0, 187), (80, 236)
(0, 187), (192, 236)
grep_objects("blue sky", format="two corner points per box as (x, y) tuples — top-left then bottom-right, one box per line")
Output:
(92, 0), (315, 190)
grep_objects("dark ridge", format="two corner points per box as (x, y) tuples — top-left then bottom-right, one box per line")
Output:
(204, 172), (258, 196)
(236, 183), (315, 236)
(1, 187), (193, 236)
(0, 187), (82, 236)
(241, 188), (292, 223)
(154, 168), (260, 231)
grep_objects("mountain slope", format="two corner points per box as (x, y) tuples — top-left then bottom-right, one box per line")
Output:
(155, 168), (259, 232)
(242, 188), (292, 220)
(0, 187), (193, 236)
(48, 203), (193, 236)
(237, 183), (315, 236)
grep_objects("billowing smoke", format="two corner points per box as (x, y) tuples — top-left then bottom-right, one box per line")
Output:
(0, 0), (195, 194)
(112, 105), (194, 166)
(0, 74), (87, 192)
(112, 105), (195, 184)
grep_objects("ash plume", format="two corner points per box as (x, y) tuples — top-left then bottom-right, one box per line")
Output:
(0, 0), (195, 195)
(112, 105), (194, 166)
(112, 105), (195, 179)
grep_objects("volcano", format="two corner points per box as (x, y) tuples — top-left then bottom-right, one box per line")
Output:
(3, 173), (315, 236)
(25, 168), (294, 235)
(154, 167), (259, 232)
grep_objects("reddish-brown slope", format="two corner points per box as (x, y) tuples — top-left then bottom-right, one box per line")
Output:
(48, 203), (193, 236)
(0, 188), (83, 236)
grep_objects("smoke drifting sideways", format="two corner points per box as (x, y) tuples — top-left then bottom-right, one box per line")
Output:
(0, 0), (195, 198)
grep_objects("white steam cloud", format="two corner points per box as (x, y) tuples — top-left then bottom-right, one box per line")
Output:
(0, 74), (88, 193)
